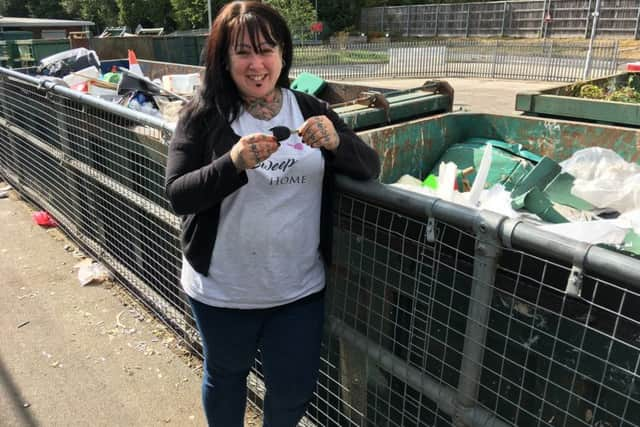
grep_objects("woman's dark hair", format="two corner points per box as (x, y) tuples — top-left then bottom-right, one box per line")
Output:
(180, 1), (293, 138)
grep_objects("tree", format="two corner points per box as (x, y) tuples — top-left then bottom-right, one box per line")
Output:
(170, 0), (211, 30)
(26, 0), (70, 18)
(1, 0), (30, 16)
(61, 0), (119, 33)
(115, 0), (174, 31)
(319, 0), (364, 33)
(266, 0), (316, 41)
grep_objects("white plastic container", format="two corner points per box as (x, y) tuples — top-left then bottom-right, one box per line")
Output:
(162, 73), (201, 95)
(62, 66), (100, 87)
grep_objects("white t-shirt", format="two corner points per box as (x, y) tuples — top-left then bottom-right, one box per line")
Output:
(181, 89), (326, 308)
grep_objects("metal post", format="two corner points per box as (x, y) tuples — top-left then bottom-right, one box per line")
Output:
(329, 318), (512, 427)
(207, 0), (212, 31)
(634, 3), (640, 39)
(454, 211), (504, 427)
(500, 2), (508, 37)
(465, 4), (471, 37)
(584, 0), (593, 38)
(540, 0), (549, 38)
(583, 0), (601, 80)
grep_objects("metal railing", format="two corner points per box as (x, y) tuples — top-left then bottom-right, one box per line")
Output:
(1, 66), (639, 427)
(291, 40), (619, 82)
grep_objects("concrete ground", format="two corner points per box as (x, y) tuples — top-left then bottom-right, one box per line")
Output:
(0, 77), (559, 427)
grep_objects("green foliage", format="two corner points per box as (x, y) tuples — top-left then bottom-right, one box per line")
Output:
(319, 0), (362, 33)
(27, 0), (70, 18)
(61, 0), (118, 33)
(170, 0), (218, 30)
(579, 84), (605, 100)
(1, 0), (30, 16)
(265, 0), (316, 40)
(576, 76), (640, 104)
(115, 0), (174, 31)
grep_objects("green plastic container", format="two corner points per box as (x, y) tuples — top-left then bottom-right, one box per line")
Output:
(516, 72), (640, 128)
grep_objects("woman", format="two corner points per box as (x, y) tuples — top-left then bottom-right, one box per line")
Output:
(165, 2), (380, 426)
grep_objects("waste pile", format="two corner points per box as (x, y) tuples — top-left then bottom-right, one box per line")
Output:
(33, 47), (197, 122)
(392, 140), (640, 256)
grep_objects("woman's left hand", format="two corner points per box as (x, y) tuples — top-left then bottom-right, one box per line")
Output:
(298, 115), (340, 152)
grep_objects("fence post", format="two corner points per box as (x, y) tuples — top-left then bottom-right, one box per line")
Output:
(454, 211), (504, 427)
(540, 0), (548, 38)
(465, 4), (471, 37)
(435, 5), (440, 37)
(635, 4), (640, 40)
(583, 0), (601, 80)
(501, 2), (508, 37)
(545, 39), (554, 81)
(491, 40), (499, 78)
(585, 0), (593, 39)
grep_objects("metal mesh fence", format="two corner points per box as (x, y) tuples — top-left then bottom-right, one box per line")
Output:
(361, 0), (640, 39)
(291, 40), (618, 82)
(1, 67), (639, 427)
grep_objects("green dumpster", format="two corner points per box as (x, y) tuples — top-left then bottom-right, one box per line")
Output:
(516, 72), (640, 127)
(15, 39), (71, 67)
(325, 112), (640, 427)
(103, 59), (454, 130)
(0, 32), (34, 68)
(0, 41), (18, 67)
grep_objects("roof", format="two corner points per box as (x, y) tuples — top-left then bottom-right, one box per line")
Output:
(0, 17), (95, 28)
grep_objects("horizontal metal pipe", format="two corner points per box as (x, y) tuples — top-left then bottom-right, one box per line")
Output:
(336, 176), (640, 293)
(0, 116), (179, 230)
(0, 66), (175, 135)
(335, 175), (478, 232)
(501, 218), (640, 292)
(328, 317), (511, 427)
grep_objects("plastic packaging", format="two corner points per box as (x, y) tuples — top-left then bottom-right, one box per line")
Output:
(37, 48), (100, 78)
(77, 261), (112, 286)
(560, 147), (640, 213)
(161, 73), (201, 95)
(436, 162), (457, 202)
(32, 211), (58, 227)
(62, 65), (100, 87)
(468, 144), (493, 207)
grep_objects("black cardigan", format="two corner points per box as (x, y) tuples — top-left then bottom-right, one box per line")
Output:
(165, 90), (380, 275)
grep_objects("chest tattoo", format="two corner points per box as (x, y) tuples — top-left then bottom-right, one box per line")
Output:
(244, 89), (283, 120)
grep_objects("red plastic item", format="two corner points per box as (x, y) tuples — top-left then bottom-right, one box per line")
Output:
(32, 211), (58, 227)
(626, 62), (640, 72)
(71, 81), (88, 92)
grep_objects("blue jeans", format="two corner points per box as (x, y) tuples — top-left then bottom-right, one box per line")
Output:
(189, 291), (325, 427)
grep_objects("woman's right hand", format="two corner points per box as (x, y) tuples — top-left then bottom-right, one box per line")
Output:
(230, 133), (280, 171)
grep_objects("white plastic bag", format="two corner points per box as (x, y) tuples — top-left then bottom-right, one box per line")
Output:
(560, 147), (640, 213)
